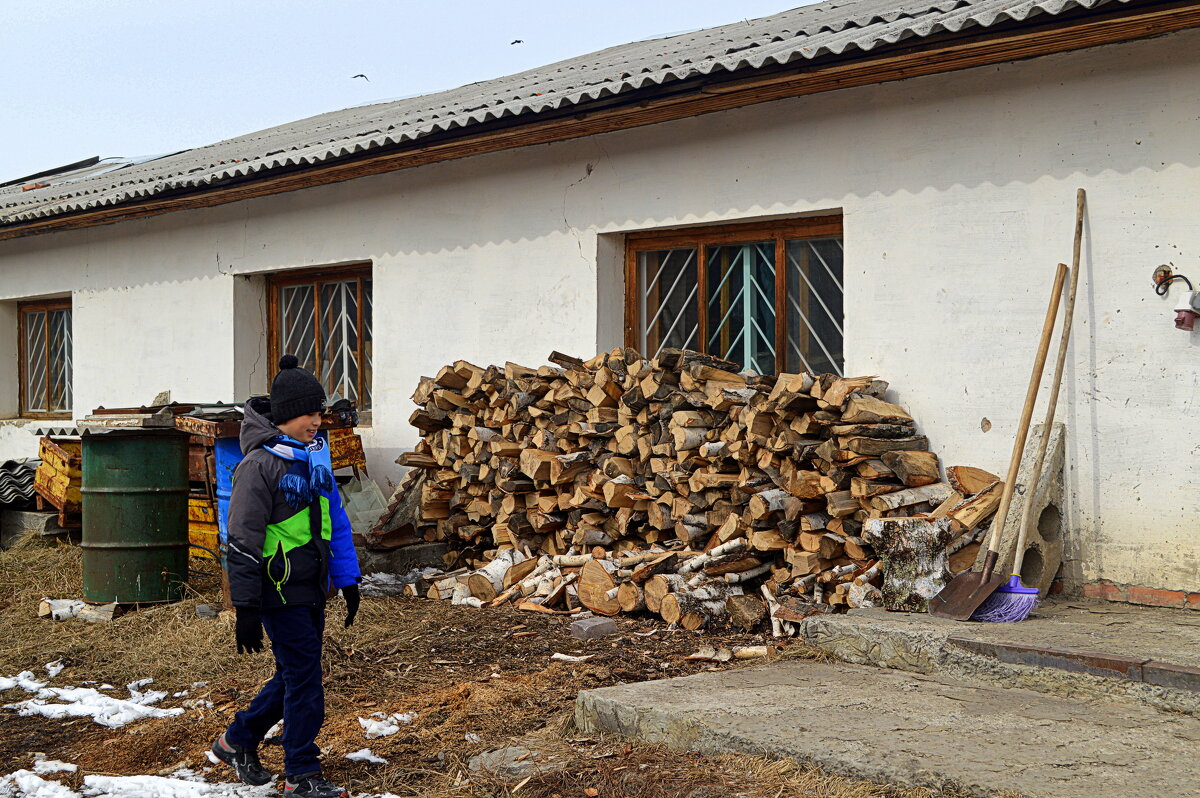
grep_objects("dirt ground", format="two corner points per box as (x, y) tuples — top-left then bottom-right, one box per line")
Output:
(0, 538), (980, 798)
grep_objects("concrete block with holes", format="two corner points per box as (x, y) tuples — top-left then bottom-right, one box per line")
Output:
(973, 422), (1065, 595)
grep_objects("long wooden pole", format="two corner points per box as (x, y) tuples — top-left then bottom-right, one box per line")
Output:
(1010, 189), (1086, 579)
(980, 261), (1068, 581)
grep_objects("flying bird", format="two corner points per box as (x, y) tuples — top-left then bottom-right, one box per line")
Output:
(351, 73), (369, 81)
(511, 39), (523, 45)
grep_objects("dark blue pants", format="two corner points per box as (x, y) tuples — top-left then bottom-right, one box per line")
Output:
(225, 605), (325, 778)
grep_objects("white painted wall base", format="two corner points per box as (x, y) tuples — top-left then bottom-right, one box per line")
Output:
(1, 29), (1198, 589)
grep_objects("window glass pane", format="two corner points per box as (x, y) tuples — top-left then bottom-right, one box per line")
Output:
(706, 241), (776, 374)
(23, 310), (47, 413)
(637, 248), (698, 357)
(319, 280), (360, 405)
(279, 285), (317, 374)
(361, 279), (373, 410)
(48, 308), (72, 412)
(785, 238), (844, 375)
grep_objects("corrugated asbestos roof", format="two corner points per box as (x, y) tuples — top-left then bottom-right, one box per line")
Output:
(0, 459), (38, 507)
(0, 0), (1129, 227)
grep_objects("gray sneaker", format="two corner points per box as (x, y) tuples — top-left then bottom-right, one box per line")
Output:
(283, 772), (348, 798)
(210, 732), (274, 787)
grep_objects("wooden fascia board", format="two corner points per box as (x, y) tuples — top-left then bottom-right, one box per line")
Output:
(2, 0), (1198, 243)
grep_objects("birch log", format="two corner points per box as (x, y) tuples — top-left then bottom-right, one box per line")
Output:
(863, 517), (955, 612)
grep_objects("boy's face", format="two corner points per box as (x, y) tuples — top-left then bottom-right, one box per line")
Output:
(277, 411), (323, 443)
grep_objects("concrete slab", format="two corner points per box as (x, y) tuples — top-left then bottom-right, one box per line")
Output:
(798, 596), (1200, 715)
(576, 660), (1200, 798)
(354, 542), (449, 577)
(1, 509), (67, 549)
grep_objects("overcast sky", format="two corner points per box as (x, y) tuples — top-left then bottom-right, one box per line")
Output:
(2, 1), (801, 181)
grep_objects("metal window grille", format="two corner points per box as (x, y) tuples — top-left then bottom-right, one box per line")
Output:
(628, 219), (843, 375)
(19, 302), (72, 415)
(785, 238), (843, 375)
(270, 268), (372, 411)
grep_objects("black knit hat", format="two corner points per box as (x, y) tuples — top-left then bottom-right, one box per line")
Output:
(270, 355), (326, 423)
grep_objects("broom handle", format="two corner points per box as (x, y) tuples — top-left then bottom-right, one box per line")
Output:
(1012, 189), (1085, 576)
(981, 262), (1069, 580)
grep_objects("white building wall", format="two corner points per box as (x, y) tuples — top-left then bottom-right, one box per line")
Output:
(1, 28), (1198, 590)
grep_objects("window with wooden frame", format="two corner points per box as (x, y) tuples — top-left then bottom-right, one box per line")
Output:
(625, 217), (843, 376)
(267, 265), (373, 413)
(18, 298), (73, 417)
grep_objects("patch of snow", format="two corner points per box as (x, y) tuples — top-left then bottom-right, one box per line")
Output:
(32, 761), (77, 776)
(172, 692), (188, 698)
(44, 662), (65, 679)
(5, 684), (184, 729)
(357, 711), (414, 739)
(345, 748), (387, 765)
(126, 679), (153, 692)
(0, 770), (78, 798)
(189, 682), (208, 690)
(0, 671), (48, 693)
(83, 773), (278, 796)
(464, 732), (481, 744)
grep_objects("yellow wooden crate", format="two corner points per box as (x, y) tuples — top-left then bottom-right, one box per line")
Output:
(188, 497), (217, 524)
(329, 428), (366, 471)
(189, 523), (220, 559)
(38, 437), (82, 478)
(188, 497), (220, 559)
(34, 464), (82, 511)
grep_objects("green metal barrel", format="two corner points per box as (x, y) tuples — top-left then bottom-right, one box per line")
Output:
(81, 431), (189, 604)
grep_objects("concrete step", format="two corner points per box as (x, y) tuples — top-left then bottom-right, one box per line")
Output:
(796, 597), (1200, 716)
(575, 658), (1200, 797)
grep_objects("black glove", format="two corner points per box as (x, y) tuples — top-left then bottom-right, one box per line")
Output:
(235, 607), (264, 654)
(342, 584), (361, 629)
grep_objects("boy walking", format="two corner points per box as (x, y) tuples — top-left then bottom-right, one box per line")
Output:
(212, 355), (362, 798)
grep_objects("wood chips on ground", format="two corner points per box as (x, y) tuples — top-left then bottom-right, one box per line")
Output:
(0, 538), (989, 797)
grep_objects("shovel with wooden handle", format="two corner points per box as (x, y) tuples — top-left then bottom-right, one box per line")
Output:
(928, 261), (1068, 620)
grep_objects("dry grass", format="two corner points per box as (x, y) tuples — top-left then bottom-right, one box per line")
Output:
(0, 539), (1015, 798)
(0, 534), (273, 690)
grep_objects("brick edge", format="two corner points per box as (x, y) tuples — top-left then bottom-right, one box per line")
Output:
(1081, 580), (1200, 610)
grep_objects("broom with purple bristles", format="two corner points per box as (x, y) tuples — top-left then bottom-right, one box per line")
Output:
(973, 189), (1085, 623)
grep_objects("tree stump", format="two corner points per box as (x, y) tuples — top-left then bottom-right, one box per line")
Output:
(863, 517), (955, 612)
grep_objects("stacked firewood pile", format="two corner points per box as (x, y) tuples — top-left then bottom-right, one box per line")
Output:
(377, 347), (1000, 633)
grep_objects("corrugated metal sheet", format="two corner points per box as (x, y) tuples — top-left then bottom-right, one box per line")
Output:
(0, 459), (38, 506)
(0, 0), (1130, 227)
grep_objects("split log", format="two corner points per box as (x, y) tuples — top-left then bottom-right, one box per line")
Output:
(726, 594), (767, 631)
(841, 395), (912, 424)
(948, 465), (1001, 496)
(947, 481), (1003, 532)
(880, 450), (940, 488)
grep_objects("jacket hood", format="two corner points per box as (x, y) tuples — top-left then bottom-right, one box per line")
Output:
(240, 397), (282, 455)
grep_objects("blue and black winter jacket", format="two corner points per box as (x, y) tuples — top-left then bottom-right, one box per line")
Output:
(226, 399), (361, 610)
